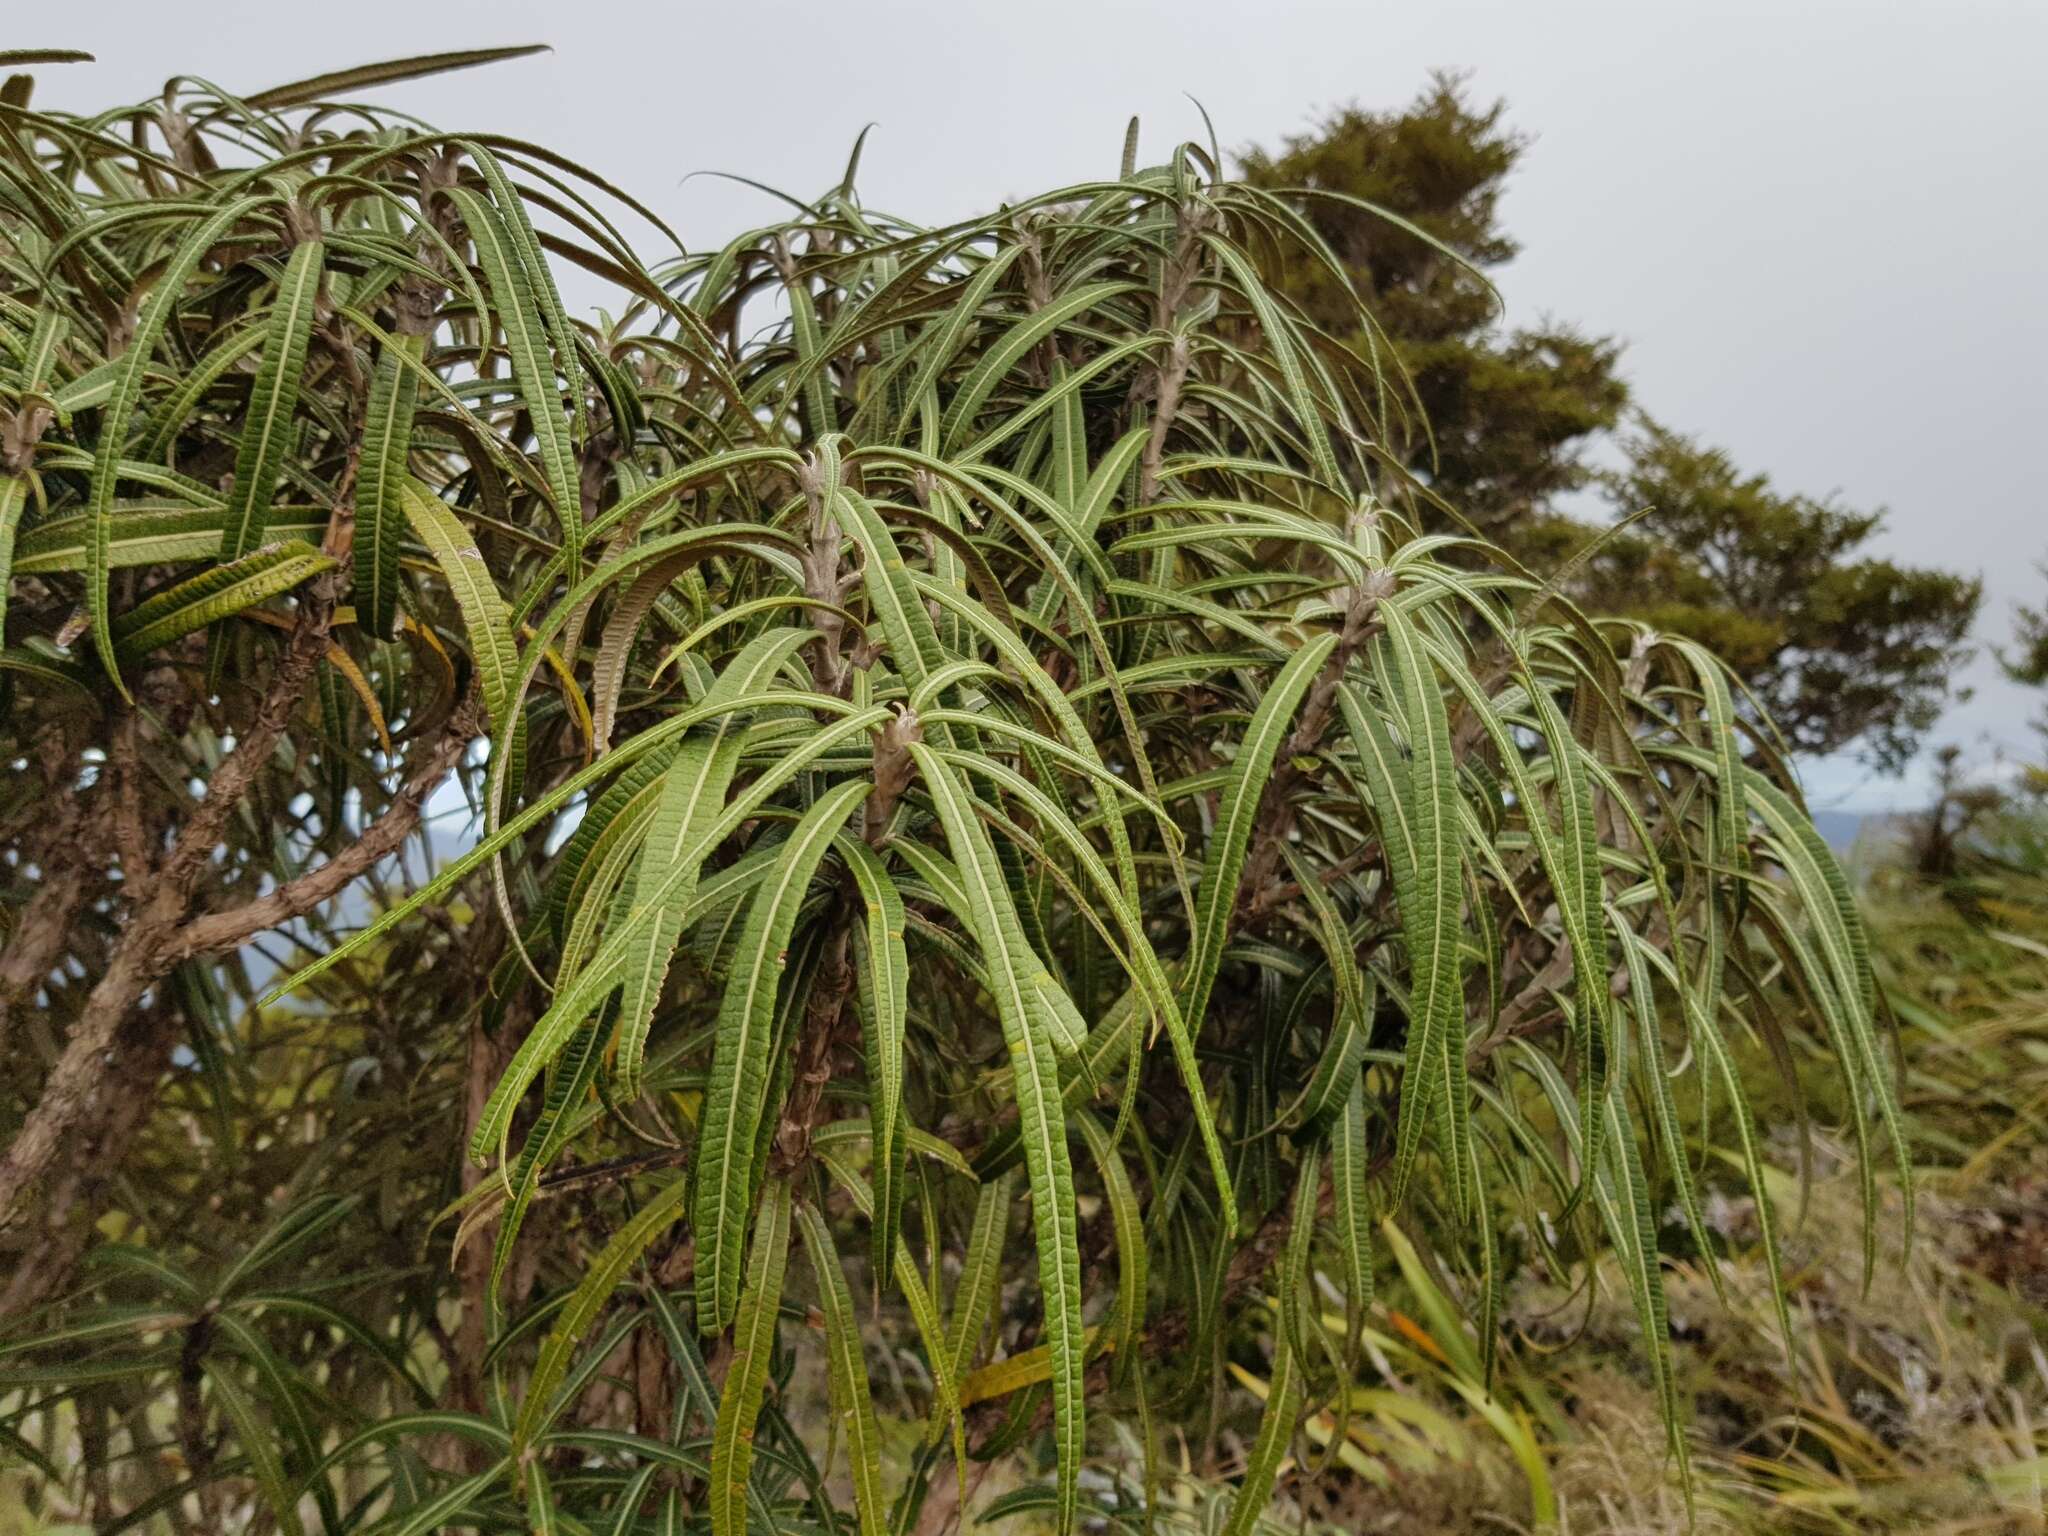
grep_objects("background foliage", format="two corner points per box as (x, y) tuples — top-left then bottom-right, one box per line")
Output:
(1241, 76), (1981, 774)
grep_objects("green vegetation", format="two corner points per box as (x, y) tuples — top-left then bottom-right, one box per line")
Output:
(0, 48), (2029, 1536)
(1281, 807), (2048, 1534)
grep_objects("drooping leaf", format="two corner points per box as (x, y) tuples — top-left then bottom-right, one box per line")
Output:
(796, 1201), (890, 1536)
(111, 540), (333, 665)
(353, 332), (421, 639)
(694, 778), (866, 1328)
(709, 1178), (792, 1536)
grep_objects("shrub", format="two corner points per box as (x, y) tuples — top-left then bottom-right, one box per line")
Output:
(0, 51), (1905, 1533)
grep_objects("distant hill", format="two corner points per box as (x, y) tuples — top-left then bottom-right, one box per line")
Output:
(1809, 808), (1924, 860)
(1811, 809), (1866, 852)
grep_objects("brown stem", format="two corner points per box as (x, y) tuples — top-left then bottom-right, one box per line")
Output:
(762, 449), (869, 1174)
(865, 704), (922, 844)
(176, 1304), (219, 1491)
(0, 821), (92, 1055)
(1234, 578), (1389, 919)
(1468, 936), (1640, 1069)
(0, 688), (470, 1252)
(163, 712), (475, 966)
(0, 903), (176, 1233)
(1468, 938), (1576, 1069)
(0, 602), (335, 1230)
(1247, 839), (1383, 918)
(1134, 210), (1206, 508)
(107, 703), (157, 883)
(771, 915), (855, 1175)
(1136, 335), (1190, 509)
(797, 451), (857, 699)
(0, 1000), (179, 1317)
(632, 1324), (674, 1444)
(159, 598), (335, 892)
(442, 1005), (516, 1472)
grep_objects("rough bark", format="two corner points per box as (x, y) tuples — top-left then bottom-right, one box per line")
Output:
(0, 1001), (179, 1317)
(0, 602), (474, 1237)
(0, 841), (93, 1054)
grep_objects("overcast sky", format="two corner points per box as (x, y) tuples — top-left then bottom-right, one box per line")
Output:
(26, 0), (2047, 809)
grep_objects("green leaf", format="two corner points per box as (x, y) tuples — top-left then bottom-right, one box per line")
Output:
(946, 1168), (1013, 1385)
(1074, 1113), (1146, 1383)
(514, 1175), (690, 1451)
(709, 1178), (792, 1536)
(1371, 604), (1471, 1212)
(694, 777), (866, 1328)
(610, 677), (754, 1092)
(484, 1019), (609, 1306)
(0, 307), (65, 634)
(1182, 632), (1337, 1037)
(938, 282), (1141, 451)
(14, 504), (329, 576)
(843, 836), (911, 1280)
(909, 743), (1086, 1535)
(354, 333), (422, 639)
(786, 276), (836, 440)
(376, 1463), (508, 1536)
(218, 240), (323, 566)
(1284, 843), (1375, 1129)
(0, 478), (30, 639)
(203, 1364), (304, 1536)
(797, 1201), (890, 1536)
(1220, 1327), (1302, 1536)
(243, 46), (550, 109)
(86, 195), (268, 692)
(1201, 233), (1342, 489)
(1331, 1076), (1377, 1361)
(447, 187), (582, 573)
(458, 141), (590, 448)
(399, 481), (516, 735)
(111, 540), (333, 665)
(465, 701), (888, 1164)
